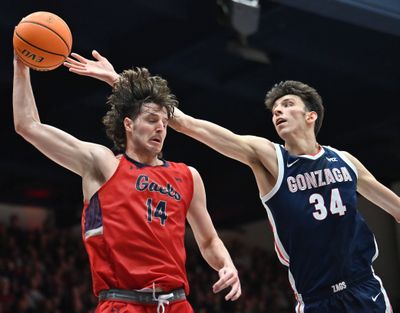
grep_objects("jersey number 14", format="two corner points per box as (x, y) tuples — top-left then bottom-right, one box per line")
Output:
(146, 198), (168, 225)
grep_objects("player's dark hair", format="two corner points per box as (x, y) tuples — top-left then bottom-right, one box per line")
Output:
(103, 67), (178, 151)
(264, 80), (324, 136)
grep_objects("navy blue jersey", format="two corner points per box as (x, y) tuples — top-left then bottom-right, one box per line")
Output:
(261, 144), (380, 298)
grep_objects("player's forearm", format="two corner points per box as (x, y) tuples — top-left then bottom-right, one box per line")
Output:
(370, 187), (400, 223)
(200, 237), (236, 272)
(13, 65), (41, 134)
(171, 108), (253, 165)
(359, 177), (400, 222)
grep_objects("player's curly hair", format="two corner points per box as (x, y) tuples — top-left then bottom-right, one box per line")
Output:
(103, 67), (178, 151)
(264, 80), (324, 136)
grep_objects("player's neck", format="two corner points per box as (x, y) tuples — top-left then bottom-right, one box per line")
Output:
(124, 149), (163, 166)
(285, 138), (320, 156)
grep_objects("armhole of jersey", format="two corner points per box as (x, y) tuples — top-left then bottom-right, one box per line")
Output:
(326, 146), (358, 179)
(260, 143), (284, 202)
(83, 156), (125, 206)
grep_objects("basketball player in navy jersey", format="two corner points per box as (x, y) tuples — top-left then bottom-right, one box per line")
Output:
(64, 50), (400, 313)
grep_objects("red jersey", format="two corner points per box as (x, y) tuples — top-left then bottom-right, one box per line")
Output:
(81, 155), (194, 296)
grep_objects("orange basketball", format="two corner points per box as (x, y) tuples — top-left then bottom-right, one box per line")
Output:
(13, 11), (72, 71)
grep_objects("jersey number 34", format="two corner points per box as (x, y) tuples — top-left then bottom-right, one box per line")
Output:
(310, 188), (347, 220)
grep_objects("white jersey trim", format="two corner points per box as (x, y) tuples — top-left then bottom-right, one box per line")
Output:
(371, 267), (392, 312)
(260, 143), (290, 266)
(260, 143), (284, 201)
(326, 146), (358, 178)
(372, 235), (379, 262)
(289, 270), (305, 313)
(85, 226), (103, 240)
(294, 145), (326, 160)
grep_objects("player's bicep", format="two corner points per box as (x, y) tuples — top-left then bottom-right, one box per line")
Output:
(342, 151), (375, 194)
(179, 114), (263, 166)
(18, 122), (95, 176)
(206, 131), (274, 168)
(343, 151), (400, 220)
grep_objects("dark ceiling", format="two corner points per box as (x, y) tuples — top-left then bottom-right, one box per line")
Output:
(1, 0), (400, 227)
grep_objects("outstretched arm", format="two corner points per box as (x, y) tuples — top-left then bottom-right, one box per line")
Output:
(13, 53), (115, 178)
(64, 51), (275, 169)
(344, 152), (400, 222)
(187, 167), (241, 301)
(64, 50), (119, 86)
(170, 107), (276, 169)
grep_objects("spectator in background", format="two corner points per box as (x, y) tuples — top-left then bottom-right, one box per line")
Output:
(0, 220), (293, 313)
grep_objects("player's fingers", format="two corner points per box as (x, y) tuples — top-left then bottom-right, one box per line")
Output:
(92, 50), (104, 60)
(213, 272), (236, 293)
(215, 275), (238, 293)
(225, 282), (241, 301)
(212, 275), (229, 292)
(70, 52), (88, 64)
(66, 67), (89, 76)
(64, 57), (85, 68)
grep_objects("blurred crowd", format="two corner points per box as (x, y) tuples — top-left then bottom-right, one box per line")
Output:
(0, 215), (294, 313)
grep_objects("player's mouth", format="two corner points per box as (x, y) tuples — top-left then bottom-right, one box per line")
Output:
(275, 118), (286, 126)
(150, 137), (162, 144)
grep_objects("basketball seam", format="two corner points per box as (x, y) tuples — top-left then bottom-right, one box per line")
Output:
(17, 54), (62, 70)
(19, 20), (71, 53)
(15, 31), (67, 58)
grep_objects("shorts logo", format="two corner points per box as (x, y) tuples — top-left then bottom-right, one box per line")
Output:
(331, 281), (347, 293)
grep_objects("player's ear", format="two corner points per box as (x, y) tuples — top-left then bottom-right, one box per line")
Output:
(306, 111), (318, 124)
(124, 117), (133, 132)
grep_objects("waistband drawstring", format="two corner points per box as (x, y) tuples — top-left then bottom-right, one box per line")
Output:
(152, 283), (174, 313)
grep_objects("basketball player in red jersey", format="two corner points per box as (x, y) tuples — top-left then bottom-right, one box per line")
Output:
(13, 53), (241, 313)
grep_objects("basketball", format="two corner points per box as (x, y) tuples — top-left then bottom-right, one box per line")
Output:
(13, 11), (72, 71)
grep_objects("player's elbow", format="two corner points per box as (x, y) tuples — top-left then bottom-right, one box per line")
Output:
(14, 121), (38, 139)
(198, 234), (221, 253)
(14, 122), (30, 136)
(14, 121), (26, 135)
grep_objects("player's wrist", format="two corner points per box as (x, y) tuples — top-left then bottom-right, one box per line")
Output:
(107, 73), (120, 87)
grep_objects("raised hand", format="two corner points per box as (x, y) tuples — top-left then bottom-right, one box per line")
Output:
(64, 50), (119, 86)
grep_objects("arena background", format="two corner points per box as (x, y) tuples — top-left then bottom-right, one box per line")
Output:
(1, 1), (399, 312)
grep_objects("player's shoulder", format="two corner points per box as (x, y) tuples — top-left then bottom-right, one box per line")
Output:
(243, 135), (276, 155)
(164, 159), (195, 175)
(168, 163), (200, 181)
(244, 134), (274, 145)
(86, 142), (117, 158)
(323, 145), (353, 159)
(84, 142), (120, 171)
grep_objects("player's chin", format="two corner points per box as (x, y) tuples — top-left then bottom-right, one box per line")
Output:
(149, 141), (163, 151)
(275, 128), (290, 140)
(150, 145), (163, 156)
